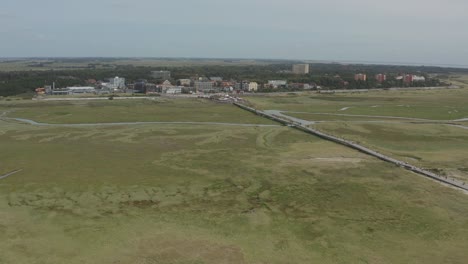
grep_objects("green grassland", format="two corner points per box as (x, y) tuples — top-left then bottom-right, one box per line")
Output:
(246, 87), (468, 186)
(2, 118), (468, 264)
(2, 99), (468, 263)
(1, 98), (276, 124)
(315, 122), (468, 182)
(247, 88), (468, 120)
(444, 74), (468, 87)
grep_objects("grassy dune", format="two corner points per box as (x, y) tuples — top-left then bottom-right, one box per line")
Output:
(1, 99), (468, 263)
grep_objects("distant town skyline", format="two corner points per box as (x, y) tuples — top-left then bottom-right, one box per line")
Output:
(2, 0), (468, 66)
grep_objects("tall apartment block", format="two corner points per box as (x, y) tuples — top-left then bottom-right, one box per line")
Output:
(292, 64), (310, 74)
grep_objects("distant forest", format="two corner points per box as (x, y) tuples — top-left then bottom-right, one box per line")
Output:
(1, 61), (467, 96)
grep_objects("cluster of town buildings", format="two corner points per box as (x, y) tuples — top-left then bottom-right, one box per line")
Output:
(35, 71), (290, 96)
(35, 64), (428, 96)
(132, 73), (261, 94)
(35, 64), (315, 96)
(354, 73), (426, 83)
(35, 76), (127, 95)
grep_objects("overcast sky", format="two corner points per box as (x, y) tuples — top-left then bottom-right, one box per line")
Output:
(2, 0), (468, 65)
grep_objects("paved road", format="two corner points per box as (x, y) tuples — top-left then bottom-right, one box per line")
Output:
(1, 116), (280, 128)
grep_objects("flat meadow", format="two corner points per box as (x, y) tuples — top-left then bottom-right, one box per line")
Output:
(1, 97), (468, 263)
(315, 122), (468, 182)
(0, 98), (276, 124)
(247, 87), (468, 120)
(247, 88), (468, 182)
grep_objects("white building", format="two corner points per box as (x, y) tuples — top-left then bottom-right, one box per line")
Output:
(109, 76), (125, 89)
(178, 79), (192, 86)
(66, 86), (96, 94)
(268, 80), (287, 88)
(101, 77), (125, 91)
(160, 80), (174, 93)
(412, 75), (426, 82)
(165, 87), (182, 94)
(248, 82), (258, 92)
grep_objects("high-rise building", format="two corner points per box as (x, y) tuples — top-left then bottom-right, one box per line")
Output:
(354, 74), (367, 81)
(108, 76), (126, 89)
(151, 71), (171, 80)
(194, 81), (213, 92)
(375, 74), (386, 83)
(292, 64), (310, 74)
(235, 81), (249, 91)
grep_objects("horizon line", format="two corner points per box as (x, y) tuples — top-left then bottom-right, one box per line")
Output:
(1, 56), (468, 69)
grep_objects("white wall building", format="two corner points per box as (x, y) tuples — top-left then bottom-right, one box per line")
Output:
(165, 87), (182, 94)
(268, 80), (287, 88)
(110, 76), (126, 89)
(178, 79), (192, 86)
(248, 82), (258, 92)
(102, 77), (125, 90)
(66, 87), (96, 94)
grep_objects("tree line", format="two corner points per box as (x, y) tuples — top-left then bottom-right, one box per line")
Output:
(1, 63), (466, 96)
